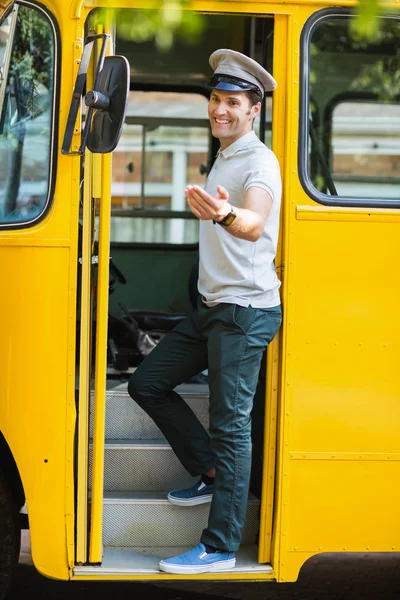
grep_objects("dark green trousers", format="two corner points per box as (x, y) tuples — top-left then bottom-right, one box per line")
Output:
(128, 299), (282, 552)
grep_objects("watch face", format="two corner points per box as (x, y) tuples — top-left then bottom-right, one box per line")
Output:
(221, 212), (236, 226)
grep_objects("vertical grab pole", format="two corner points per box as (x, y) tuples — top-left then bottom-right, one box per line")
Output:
(88, 19), (112, 564)
(89, 151), (112, 563)
(76, 148), (93, 564)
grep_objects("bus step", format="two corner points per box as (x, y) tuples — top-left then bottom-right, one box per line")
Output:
(102, 492), (260, 548)
(89, 440), (198, 492)
(91, 387), (209, 441)
(74, 544), (273, 577)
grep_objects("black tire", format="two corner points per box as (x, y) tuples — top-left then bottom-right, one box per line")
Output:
(0, 470), (20, 600)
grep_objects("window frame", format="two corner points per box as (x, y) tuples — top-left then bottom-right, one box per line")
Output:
(0, 0), (60, 230)
(298, 7), (400, 208)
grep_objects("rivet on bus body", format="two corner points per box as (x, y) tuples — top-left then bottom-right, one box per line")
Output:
(343, 546), (347, 551)
(335, 342), (338, 346)
(392, 547), (396, 550)
(306, 340), (310, 344)
(294, 546), (297, 550)
(359, 342), (362, 346)
(319, 547), (323, 550)
(366, 546), (370, 550)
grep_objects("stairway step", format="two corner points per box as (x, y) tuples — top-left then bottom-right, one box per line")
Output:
(103, 492), (260, 548)
(91, 386), (209, 441)
(89, 441), (198, 492)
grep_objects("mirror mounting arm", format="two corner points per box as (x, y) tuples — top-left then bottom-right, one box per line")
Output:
(62, 33), (129, 156)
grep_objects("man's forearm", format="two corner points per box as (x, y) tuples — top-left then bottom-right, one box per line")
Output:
(217, 206), (264, 242)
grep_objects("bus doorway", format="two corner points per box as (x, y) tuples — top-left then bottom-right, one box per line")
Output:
(80, 8), (283, 575)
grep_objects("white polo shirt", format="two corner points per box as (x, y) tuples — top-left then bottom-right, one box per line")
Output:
(198, 130), (281, 308)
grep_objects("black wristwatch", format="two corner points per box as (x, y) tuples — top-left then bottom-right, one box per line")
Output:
(217, 206), (236, 227)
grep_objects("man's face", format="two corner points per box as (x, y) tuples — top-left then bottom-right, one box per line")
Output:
(208, 89), (261, 148)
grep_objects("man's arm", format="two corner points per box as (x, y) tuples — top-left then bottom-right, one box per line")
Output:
(185, 184), (272, 242)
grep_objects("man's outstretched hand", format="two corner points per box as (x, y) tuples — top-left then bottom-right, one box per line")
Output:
(185, 184), (231, 222)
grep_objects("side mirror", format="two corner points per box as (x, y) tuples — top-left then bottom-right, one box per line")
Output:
(86, 56), (129, 153)
(62, 34), (130, 156)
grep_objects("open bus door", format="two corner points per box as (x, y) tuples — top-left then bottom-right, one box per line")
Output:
(62, 32), (129, 563)
(67, 7), (284, 577)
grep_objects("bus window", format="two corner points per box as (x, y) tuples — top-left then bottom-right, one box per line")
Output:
(0, 5), (55, 226)
(301, 14), (400, 204)
(331, 100), (400, 198)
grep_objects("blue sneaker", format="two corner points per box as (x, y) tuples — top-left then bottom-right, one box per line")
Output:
(159, 543), (236, 574)
(167, 478), (214, 506)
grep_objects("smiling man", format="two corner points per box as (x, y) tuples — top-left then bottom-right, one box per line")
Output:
(128, 49), (282, 574)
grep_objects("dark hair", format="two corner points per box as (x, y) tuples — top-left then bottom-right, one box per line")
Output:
(245, 90), (262, 107)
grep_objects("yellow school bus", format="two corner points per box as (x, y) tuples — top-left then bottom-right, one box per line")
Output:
(0, 0), (399, 595)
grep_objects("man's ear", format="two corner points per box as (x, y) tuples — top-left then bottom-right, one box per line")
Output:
(252, 102), (262, 118)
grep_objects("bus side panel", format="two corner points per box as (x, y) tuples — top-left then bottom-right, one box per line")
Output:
(280, 212), (400, 582)
(0, 244), (71, 580)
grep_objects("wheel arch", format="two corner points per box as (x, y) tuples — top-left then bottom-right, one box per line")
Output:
(0, 432), (25, 512)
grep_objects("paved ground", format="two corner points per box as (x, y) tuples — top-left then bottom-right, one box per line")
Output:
(12, 531), (400, 600)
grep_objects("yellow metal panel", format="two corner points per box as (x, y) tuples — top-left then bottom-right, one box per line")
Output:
(0, 2), (84, 581)
(257, 11), (288, 565)
(291, 220), (400, 455)
(275, 1), (400, 583)
(270, 8), (298, 581)
(285, 460), (400, 571)
(0, 247), (71, 580)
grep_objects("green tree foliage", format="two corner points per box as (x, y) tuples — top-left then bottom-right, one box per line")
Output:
(91, 1), (205, 51)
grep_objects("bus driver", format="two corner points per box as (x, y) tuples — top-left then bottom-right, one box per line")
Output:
(128, 48), (282, 574)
